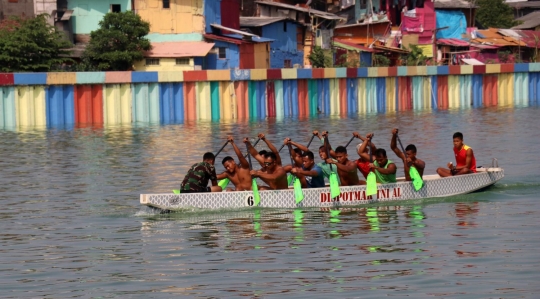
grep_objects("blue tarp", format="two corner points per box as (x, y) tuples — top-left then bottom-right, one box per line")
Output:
(435, 10), (467, 40)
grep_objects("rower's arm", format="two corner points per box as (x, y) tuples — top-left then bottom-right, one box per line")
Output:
(244, 138), (264, 165)
(375, 163), (397, 175)
(331, 160), (357, 172)
(461, 148), (474, 170)
(217, 172), (228, 180)
(290, 140), (309, 153)
(282, 164), (293, 173)
(357, 139), (371, 161)
(263, 137), (282, 167)
(295, 168), (320, 177)
(390, 133), (405, 161)
(412, 159), (426, 170)
(253, 167), (286, 180)
(230, 140), (250, 168)
(324, 137), (337, 158)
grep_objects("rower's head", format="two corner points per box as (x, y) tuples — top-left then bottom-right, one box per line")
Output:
(302, 151), (315, 169)
(374, 148), (388, 166)
(222, 156), (237, 173)
(203, 152), (216, 165)
(318, 145), (328, 160)
(335, 146), (348, 164)
(356, 143), (369, 154)
(263, 152), (278, 170)
(405, 144), (417, 160)
(293, 147), (303, 159)
(259, 150), (268, 156)
(453, 132), (464, 149)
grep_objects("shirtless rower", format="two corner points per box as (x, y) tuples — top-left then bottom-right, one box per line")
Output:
(282, 137), (306, 173)
(323, 131), (363, 186)
(390, 128), (425, 181)
(244, 138), (288, 190)
(436, 132), (477, 177)
(216, 136), (253, 191)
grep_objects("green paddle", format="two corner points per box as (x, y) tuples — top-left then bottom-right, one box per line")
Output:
(287, 144), (304, 204)
(174, 140), (230, 194)
(396, 134), (424, 191)
(366, 140), (377, 196)
(324, 137), (341, 199)
(245, 143), (261, 206)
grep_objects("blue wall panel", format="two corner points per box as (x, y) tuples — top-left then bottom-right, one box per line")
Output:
(210, 81), (220, 121)
(283, 80), (291, 117)
(430, 75), (438, 110)
(472, 74), (483, 108)
(358, 68), (368, 78)
(257, 81), (266, 119)
(291, 80), (299, 116)
(46, 85), (74, 128)
(347, 78), (358, 114)
(376, 77), (386, 113)
(297, 69), (312, 79)
(160, 83), (185, 124)
(323, 79), (330, 115)
(14, 73), (47, 85)
(132, 72), (158, 83)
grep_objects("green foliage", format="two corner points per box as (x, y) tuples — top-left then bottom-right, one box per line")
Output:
(373, 54), (390, 67)
(476, 0), (520, 29)
(402, 44), (428, 66)
(308, 46), (332, 68)
(81, 11), (151, 71)
(0, 14), (72, 72)
(335, 52), (360, 68)
(497, 50), (511, 63)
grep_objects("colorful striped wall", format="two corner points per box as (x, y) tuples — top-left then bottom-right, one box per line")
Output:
(1, 64), (540, 129)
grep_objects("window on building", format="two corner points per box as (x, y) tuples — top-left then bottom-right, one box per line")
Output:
(296, 27), (304, 51)
(146, 58), (160, 66)
(110, 4), (121, 13)
(283, 21), (287, 32)
(284, 60), (292, 68)
(176, 58), (189, 65)
(218, 47), (226, 59)
(163, 0), (170, 9)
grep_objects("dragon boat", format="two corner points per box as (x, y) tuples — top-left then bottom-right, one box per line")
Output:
(140, 164), (504, 211)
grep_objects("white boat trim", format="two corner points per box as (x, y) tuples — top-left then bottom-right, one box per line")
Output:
(140, 168), (504, 211)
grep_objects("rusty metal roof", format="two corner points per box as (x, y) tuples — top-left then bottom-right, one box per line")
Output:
(434, 0), (477, 9)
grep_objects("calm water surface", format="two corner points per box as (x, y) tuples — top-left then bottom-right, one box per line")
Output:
(1, 107), (539, 298)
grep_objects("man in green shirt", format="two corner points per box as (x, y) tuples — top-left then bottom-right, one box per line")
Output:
(317, 145), (341, 185)
(369, 148), (397, 184)
(180, 152), (222, 193)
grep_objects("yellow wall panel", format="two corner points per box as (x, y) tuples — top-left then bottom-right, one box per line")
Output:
(207, 70), (231, 81)
(385, 77), (396, 112)
(486, 64), (501, 74)
(220, 81), (235, 120)
(281, 69), (297, 79)
(461, 65), (473, 74)
(358, 78), (367, 113)
(158, 71), (184, 82)
(253, 43), (269, 69)
(448, 75), (460, 109)
(498, 73), (514, 107)
(104, 84), (132, 125)
(251, 69), (267, 80)
(324, 68), (336, 78)
(47, 72), (77, 85)
(329, 78), (340, 115)
(136, 0), (204, 34)
(197, 81), (211, 120)
(15, 86), (46, 128)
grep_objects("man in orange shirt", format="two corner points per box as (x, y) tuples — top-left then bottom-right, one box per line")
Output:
(437, 132), (477, 177)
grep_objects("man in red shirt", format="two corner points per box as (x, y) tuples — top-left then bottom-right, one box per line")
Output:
(437, 132), (477, 177)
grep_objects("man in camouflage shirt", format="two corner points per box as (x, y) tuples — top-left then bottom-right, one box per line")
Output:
(180, 152), (221, 193)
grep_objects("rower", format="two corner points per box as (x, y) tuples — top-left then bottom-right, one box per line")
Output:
(216, 136), (253, 191)
(179, 152), (222, 193)
(244, 138), (288, 190)
(282, 137), (305, 174)
(354, 132), (377, 180)
(436, 132), (477, 177)
(291, 151), (325, 188)
(323, 132), (363, 186)
(390, 128), (425, 180)
(368, 147), (397, 184)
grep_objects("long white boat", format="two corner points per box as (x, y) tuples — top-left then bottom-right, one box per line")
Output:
(140, 167), (504, 211)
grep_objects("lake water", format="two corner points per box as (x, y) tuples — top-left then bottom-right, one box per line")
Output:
(1, 107), (539, 298)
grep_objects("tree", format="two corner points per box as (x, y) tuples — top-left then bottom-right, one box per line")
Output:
(0, 14), (72, 72)
(402, 45), (428, 66)
(308, 46), (332, 68)
(81, 11), (151, 71)
(476, 0), (519, 29)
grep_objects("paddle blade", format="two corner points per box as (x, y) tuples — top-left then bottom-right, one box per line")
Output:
(252, 179), (260, 206)
(293, 177), (304, 204)
(409, 166), (424, 191)
(287, 173), (293, 186)
(172, 189), (180, 194)
(218, 178), (230, 189)
(366, 172), (377, 196)
(329, 172), (341, 198)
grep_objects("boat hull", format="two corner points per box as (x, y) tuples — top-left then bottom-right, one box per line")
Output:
(140, 168), (504, 211)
